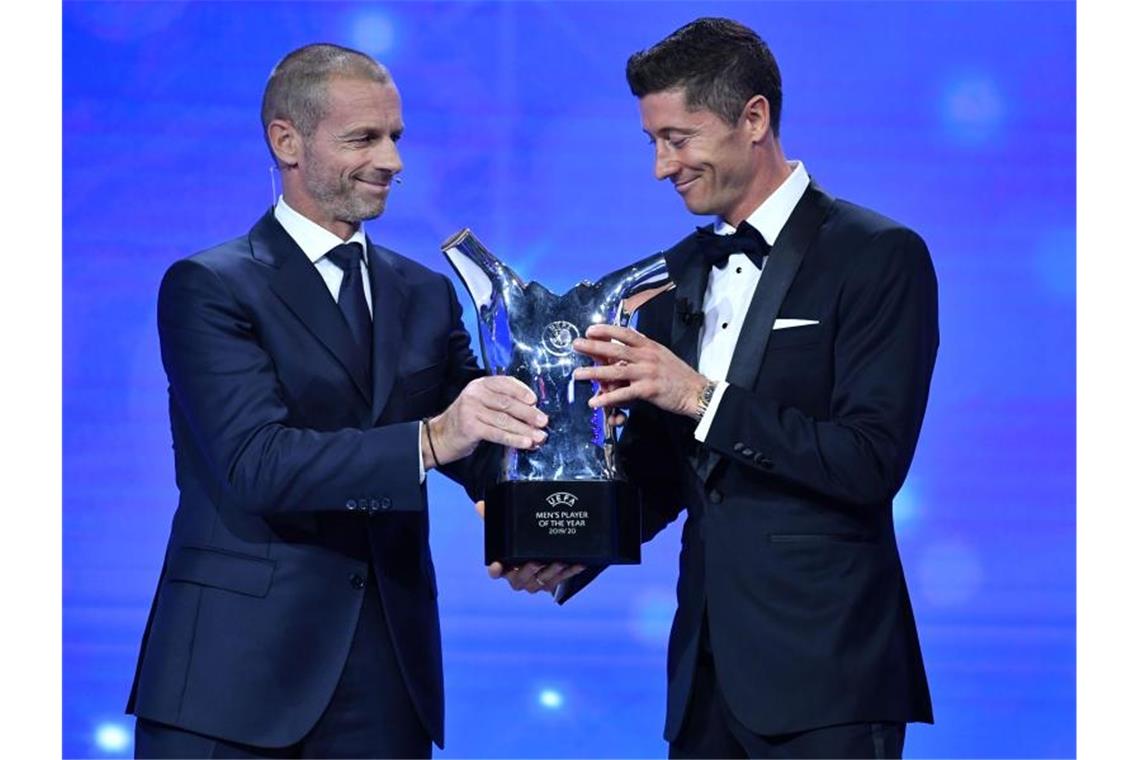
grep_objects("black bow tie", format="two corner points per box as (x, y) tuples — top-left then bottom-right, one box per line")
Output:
(695, 222), (771, 271)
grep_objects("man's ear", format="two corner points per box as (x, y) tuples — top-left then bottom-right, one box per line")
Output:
(267, 119), (301, 168)
(741, 94), (771, 143)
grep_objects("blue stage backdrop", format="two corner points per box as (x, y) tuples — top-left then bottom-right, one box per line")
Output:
(63, 2), (1075, 757)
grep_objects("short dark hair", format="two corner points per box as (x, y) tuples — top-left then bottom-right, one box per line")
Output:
(260, 43), (390, 161)
(626, 18), (783, 136)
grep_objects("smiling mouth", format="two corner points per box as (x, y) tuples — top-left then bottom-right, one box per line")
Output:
(674, 176), (699, 192)
(356, 177), (391, 191)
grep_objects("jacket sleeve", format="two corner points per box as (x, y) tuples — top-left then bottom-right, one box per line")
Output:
(434, 276), (502, 501)
(158, 257), (480, 516)
(703, 227), (939, 505)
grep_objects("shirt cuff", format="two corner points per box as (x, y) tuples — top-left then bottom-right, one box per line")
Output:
(418, 420), (427, 484)
(694, 382), (730, 442)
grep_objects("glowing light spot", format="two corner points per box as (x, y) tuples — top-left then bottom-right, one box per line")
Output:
(350, 12), (397, 56)
(539, 688), (564, 709)
(918, 539), (984, 608)
(942, 75), (1006, 147)
(94, 722), (131, 753)
(893, 480), (921, 530)
(1035, 226), (1076, 300)
(629, 588), (675, 648)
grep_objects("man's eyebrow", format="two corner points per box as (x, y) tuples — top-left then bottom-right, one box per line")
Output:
(645, 126), (699, 138)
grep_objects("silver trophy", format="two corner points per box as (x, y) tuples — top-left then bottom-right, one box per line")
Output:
(442, 229), (671, 566)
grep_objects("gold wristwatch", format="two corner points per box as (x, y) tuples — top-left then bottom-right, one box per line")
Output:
(695, 380), (718, 421)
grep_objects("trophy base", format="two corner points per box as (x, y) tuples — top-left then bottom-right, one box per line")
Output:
(484, 480), (641, 567)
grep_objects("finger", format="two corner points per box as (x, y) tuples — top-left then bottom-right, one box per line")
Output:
(480, 427), (545, 451)
(515, 562), (546, 594)
(479, 374), (538, 405)
(533, 563), (566, 588)
(484, 395), (548, 429)
(504, 567), (528, 591)
(589, 383), (647, 409)
(607, 411), (627, 427)
(583, 324), (648, 346)
(572, 337), (631, 362)
(487, 561), (504, 579)
(474, 500), (485, 519)
(546, 564), (584, 587)
(474, 408), (549, 448)
(574, 362), (637, 383)
(508, 558), (542, 592)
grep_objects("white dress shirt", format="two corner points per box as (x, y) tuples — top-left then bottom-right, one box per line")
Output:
(274, 197), (373, 315)
(694, 161), (810, 441)
(273, 197), (427, 482)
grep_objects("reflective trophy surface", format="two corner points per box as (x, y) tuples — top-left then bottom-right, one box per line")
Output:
(442, 229), (671, 566)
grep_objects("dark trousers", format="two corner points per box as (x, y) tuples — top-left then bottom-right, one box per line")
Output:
(135, 577), (431, 759)
(670, 620), (905, 759)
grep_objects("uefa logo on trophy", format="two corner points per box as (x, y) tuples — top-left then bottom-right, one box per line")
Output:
(442, 229), (672, 566)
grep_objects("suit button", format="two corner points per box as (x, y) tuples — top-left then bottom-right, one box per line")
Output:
(741, 448), (754, 458)
(369, 499), (380, 513)
(708, 489), (723, 504)
(380, 496), (392, 510)
(733, 442), (745, 453)
(760, 458), (774, 470)
(346, 499), (357, 511)
(349, 573), (366, 590)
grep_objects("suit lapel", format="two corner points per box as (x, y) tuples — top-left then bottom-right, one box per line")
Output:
(367, 240), (408, 422)
(698, 182), (834, 480)
(254, 211), (372, 404)
(667, 227), (713, 371)
(724, 182), (833, 389)
(659, 229), (712, 456)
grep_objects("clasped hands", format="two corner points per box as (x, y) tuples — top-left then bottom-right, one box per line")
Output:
(474, 324), (709, 595)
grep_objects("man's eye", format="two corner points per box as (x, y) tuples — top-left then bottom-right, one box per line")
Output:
(668, 136), (690, 149)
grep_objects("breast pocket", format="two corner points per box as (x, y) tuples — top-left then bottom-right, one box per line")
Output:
(766, 323), (823, 350)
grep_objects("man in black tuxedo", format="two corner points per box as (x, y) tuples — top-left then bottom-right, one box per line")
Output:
(567, 18), (938, 759)
(126, 43), (570, 758)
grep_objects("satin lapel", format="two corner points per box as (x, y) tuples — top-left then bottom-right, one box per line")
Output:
(663, 228), (711, 453)
(667, 227), (712, 371)
(256, 212), (372, 403)
(699, 182), (834, 480)
(367, 241), (409, 422)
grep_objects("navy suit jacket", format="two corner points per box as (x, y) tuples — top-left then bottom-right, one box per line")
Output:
(127, 210), (492, 748)
(561, 182), (937, 738)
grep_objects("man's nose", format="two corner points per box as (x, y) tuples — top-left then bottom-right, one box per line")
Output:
(373, 139), (403, 175)
(654, 144), (678, 181)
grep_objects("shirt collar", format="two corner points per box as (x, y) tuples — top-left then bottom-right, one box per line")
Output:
(273, 196), (369, 269)
(715, 160), (810, 245)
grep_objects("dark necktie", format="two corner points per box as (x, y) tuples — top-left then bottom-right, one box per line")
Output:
(325, 242), (373, 365)
(696, 221), (771, 271)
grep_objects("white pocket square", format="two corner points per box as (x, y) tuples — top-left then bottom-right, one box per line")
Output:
(772, 319), (819, 330)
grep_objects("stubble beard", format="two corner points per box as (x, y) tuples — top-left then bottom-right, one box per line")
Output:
(303, 158), (385, 225)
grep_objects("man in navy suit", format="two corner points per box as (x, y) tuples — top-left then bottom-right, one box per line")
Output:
(126, 43), (570, 758)
(563, 18), (937, 759)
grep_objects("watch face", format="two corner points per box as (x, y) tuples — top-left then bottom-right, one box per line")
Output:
(697, 381), (716, 417)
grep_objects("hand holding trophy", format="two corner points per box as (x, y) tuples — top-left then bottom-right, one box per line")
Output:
(442, 229), (672, 569)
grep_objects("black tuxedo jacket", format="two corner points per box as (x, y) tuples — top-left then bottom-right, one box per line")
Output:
(561, 182), (937, 738)
(127, 211), (492, 748)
